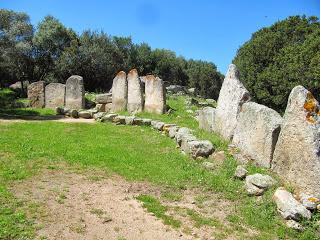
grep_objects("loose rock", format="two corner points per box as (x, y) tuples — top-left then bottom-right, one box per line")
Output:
(273, 188), (311, 221)
(234, 166), (248, 179)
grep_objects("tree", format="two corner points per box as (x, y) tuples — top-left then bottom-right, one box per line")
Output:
(0, 9), (34, 93)
(33, 15), (77, 82)
(233, 15), (320, 112)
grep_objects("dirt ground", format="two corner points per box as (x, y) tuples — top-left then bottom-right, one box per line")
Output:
(10, 166), (249, 240)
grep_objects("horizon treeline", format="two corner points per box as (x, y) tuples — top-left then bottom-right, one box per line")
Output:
(0, 9), (223, 98)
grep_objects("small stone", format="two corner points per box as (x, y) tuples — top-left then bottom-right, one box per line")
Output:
(168, 126), (179, 139)
(175, 127), (193, 146)
(234, 165), (248, 179)
(125, 116), (135, 125)
(209, 151), (226, 162)
(78, 110), (91, 119)
(56, 106), (64, 115)
(245, 182), (265, 196)
(273, 188), (311, 221)
(286, 220), (304, 231)
(202, 162), (215, 170)
(101, 113), (118, 122)
(93, 112), (106, 120)
(300, 193), (319, 210)
(133, 118), (144, 126)
(141, 118), (151, 126)
(113, 115), (126, 125)
(70, 109), (78, 118)
(246, 174), (276, 189)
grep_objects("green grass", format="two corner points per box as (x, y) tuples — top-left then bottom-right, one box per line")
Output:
(0, 107), (55, 117)
(186, 209), (222, 228)
(0, 95), (319, 239)
(136, 194), (181, 228)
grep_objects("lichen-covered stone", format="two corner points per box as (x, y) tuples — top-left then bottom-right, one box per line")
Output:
(127, 69), (143, 113)
(198, 107), (216, 132)
(144, 75), (166, 114)
(168, 126), (179, 139)
(101, 113), (118, 122)
(273, 188), (311, 221)
(214, 64), (250, 140)
(175, 127), (193, 146)
(111, 71), (127, 112)
(232, 102), (282, 168)
(27, 81), (45, 108)
(45, 83), (65, 109)
(65, 75), (85, 109)
(113, 115), (126, 125)
(125, 116), (135, 125)
(272, 86), (320, 198)
(245, 174), (275, 196)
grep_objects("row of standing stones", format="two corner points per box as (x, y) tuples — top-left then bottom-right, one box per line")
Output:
(198, 64), (320, 230)
(27, 75), (85, 110)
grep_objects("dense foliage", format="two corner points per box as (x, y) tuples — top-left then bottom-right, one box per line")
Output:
(233, 16), (320, 113)
(0, 9), (223, 98)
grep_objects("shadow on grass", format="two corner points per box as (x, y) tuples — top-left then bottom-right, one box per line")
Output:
(0, 108), (63, 121)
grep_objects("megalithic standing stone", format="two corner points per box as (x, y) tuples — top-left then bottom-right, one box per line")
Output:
(27, 81), (45, 108)
(272, 86), (320, 198)
(45, 83), (66, 109)
(144, 75), (166, 114)
(127, 69), (143, 113)
(214, 64), (250, 140)
(65, 75), (85, 109)
(111, 71), (128, 112)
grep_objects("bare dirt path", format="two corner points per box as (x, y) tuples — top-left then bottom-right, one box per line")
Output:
(12, 168), (189, 240)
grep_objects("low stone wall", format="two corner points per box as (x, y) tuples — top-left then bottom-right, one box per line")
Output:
(198, 64), (320, 199)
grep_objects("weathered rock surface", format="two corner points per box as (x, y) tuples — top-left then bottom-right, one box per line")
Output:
(202, 162), (215, 170)
(125, 116), (135, 125)
(112, 71), (128, 112)
(214, 64), (250, 140)
(95, 93), (112, 104)
(102, 113), (118, 122)
(198, 107), (216, 132)
(234, 166), (248, 179)
(144, 75), (166, 114)
(127, 69), (143, 113)
(168, 126), (179, 139)
(78, 110), (92, 119)
(272, 86), (320, 197)
(299, 193), (319, 210)
(286, 220), (304, 231)
(175, 127), (193, 146)
(70, 109), (78, 118)
(245, 174), (275, 196)
(181, 139), (214, 159)
(45, 83), (66, 109)
(113, 115), (126, 125)
(65, 75), (85, 109)
(27, 81), (45, 108)
(273, 188), (311, 221)
(141, 118), (152, 126)
(93, 112), (106, 120)
(232, 102), (282, 168)
(95, 104), (106, 112)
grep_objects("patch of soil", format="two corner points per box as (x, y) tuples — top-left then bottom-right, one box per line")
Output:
(12, 169), (187, 240)
(11, 167), (255, 240)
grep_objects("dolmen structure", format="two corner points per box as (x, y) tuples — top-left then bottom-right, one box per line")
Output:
(28, 75), (85, 110)
(198, 63), (320, 199)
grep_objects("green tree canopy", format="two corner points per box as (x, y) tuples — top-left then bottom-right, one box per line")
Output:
(233, 15), (320, 112)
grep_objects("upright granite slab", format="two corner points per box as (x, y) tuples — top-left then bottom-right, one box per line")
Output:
(272, 86), (320, 197)
(144, 75), (166, 114)
(127, 69), (143, 113)
(214, 64), (250, 140)
(112, 71), (127, 112)
(45, 83), (66, 109)
(65, 75), (84, 109)
(198, 107), (216, 132)
(232, 102), (283, 168)
(27, 81), (45, 108)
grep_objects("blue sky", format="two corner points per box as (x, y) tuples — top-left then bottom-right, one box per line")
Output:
(1, 0), (319, 73)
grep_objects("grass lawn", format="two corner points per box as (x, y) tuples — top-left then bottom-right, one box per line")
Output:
(0, 95), (319, 239)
